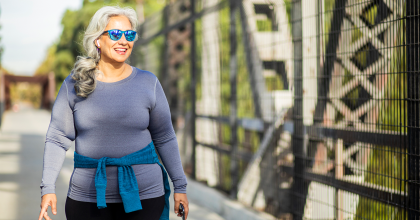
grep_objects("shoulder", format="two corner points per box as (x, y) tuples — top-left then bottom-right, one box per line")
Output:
(132, 67), (158, 87)
(63, 71), (77, 88)
(63, 71), (85, 108)
(133, 67), (157, 81)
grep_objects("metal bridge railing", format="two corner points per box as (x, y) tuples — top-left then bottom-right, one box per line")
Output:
(131, 0), (419, 219)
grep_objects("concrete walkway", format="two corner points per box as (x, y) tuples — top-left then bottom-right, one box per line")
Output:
(0, 104), (224, 220)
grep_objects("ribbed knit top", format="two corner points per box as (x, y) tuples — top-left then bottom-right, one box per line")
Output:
(40, 66), (187, 203)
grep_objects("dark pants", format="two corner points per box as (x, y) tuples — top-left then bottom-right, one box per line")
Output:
(65, 195), (165, 220)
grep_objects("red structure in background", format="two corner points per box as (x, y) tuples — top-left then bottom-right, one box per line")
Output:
(0, 72), (56, 126)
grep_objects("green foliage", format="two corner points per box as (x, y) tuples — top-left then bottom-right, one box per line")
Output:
(9, 83), (42, 108)
(175, 5), (262, 191)
(283, 0), (292, 33)
(355, 9), (407, 219)
(265, 75), (284, 91)
(140, 0), (167, 17)
(219, 6), (232, 117)
(364, 146), (406, 192)
(256, 19), (272, 32)
(35, 44), (57, 76)
(211, 6), (260, 192)
(55, 50), (75, 82)
(351, 25), (363, 43)
(174, 35), (192, 114)
(321, 0), (336, 51)
(362, 4), (378, 26)
(378, 28), (407, 133)
(342, 69), (354, 85)
(356, 197), (405, 220)
(356, 145), (407, 219)
(377, 62), (407, 133)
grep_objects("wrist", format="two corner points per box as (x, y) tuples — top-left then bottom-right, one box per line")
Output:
(41, 188), (56, 197)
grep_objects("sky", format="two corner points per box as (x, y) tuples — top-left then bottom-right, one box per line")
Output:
(0, 0), (83, 76)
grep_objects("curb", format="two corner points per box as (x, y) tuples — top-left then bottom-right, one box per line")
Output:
(185, 177), (277, 220)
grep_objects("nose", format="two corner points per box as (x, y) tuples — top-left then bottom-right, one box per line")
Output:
(118, 34), (128, 45)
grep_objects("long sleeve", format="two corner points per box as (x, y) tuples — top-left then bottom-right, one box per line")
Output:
(40, 80), (76, 197)
(148, 78), (188, 193)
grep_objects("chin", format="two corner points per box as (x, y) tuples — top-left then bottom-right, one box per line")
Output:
(114, 58), (128, 63)
(114, 53), (131, 63)
(110, 54), (129, 63)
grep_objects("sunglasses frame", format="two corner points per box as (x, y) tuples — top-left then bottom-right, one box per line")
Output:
(102, 29), (137, 42)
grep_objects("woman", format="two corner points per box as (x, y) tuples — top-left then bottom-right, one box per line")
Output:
(38, 5), (189, 220)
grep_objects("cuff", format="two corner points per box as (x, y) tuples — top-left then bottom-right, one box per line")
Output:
(40, 185), (56, 197)
(172, 175), (188, 193)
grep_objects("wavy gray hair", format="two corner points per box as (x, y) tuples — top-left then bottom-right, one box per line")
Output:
(71, 5), (139, 98)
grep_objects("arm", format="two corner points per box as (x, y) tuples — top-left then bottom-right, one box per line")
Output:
(148, 78), (189, 218)
(40, 79), (76, 195)
(39, 79), (75, 220)
(148, 78), (188, 193)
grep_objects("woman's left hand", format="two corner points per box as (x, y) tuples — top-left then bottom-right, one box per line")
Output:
(174, 193), (189, 219)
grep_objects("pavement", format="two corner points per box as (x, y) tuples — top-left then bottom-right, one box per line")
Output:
(0, 103), (224, 220)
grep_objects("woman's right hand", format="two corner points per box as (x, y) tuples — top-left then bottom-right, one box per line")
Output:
(38, 194), (57, 220)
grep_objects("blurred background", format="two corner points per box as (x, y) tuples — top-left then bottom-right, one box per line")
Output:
(0, 0), (419, 219)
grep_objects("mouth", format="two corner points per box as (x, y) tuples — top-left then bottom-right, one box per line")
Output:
(114, 48), (128, 55)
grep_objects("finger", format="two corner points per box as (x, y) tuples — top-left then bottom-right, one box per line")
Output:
(38, 205), (48, 220)
(178, 202), (184, 217)
(174, 200), (180, 215)
(179, 201), (187, 217)
(51, 200), (57, 215)
(43, 210), (51, 220)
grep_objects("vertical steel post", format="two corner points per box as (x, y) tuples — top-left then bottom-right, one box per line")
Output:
(238, 2), (264, 119)
(161, 5), (176, 125)
(407, 0), (419, 218)
(229, 0), (238, 199)
(161, 4), (170, 94)
(291, 0), (304, 218)
(190, 0), (197, 180)
(314, 0), (347, 123)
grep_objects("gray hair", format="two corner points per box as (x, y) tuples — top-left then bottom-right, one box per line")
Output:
(71, 5), (139, 98)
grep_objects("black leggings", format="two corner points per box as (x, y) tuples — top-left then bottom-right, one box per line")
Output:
(65, 195), (165, 220)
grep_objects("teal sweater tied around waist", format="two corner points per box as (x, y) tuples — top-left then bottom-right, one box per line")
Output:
(73, 141), (171, 219)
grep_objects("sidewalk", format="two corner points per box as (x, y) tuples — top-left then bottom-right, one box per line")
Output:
(0, 106), (224, 220)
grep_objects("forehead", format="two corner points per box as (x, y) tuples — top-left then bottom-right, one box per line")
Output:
(106, 16), (132, 30)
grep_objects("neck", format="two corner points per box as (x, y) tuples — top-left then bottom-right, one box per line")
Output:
(97, 59), (127, 80)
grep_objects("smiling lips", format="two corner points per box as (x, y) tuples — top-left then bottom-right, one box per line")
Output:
(115, 48), (128, 55)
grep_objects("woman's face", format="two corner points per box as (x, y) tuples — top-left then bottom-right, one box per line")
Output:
(97, 16), (134, 63)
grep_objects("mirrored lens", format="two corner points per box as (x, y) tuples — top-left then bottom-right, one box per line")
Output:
(108, 30), (122, 41)
(125, 31), (136, 41)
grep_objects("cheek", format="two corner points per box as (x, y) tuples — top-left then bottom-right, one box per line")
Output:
(103, 40), (116, 51)
(128, 43), (134, 49)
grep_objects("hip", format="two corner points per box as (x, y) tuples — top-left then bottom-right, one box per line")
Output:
(67, 163), (164, 202)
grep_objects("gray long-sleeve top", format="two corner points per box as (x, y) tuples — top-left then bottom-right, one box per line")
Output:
(40, 67), (187, 203)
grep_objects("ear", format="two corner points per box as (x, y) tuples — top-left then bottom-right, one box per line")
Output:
(96, 39), (101, 48)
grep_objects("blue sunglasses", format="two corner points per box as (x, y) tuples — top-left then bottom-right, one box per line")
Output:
(102, 29), (137, 42)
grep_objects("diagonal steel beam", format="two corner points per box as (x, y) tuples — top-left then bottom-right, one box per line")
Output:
(239, 1), (272, 121)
